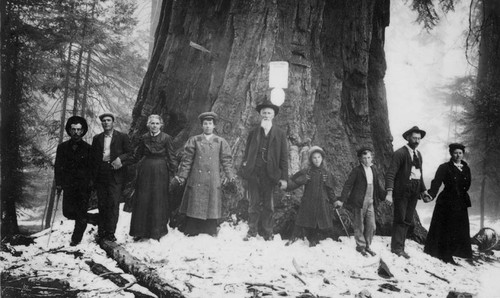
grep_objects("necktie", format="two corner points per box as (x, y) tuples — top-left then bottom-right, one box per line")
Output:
(412, 151), (420, 169)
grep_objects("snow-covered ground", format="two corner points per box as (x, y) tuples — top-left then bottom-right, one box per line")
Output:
(3, 204), (500, 298)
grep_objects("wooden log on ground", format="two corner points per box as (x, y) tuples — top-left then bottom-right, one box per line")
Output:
(1, 271), (78, 297)
(85, 260), (155, 298)
(99, 239), (184, 298)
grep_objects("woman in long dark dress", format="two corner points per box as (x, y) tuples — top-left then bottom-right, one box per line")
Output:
(129, 114), (176, 240)
(424, 143), (472, 264)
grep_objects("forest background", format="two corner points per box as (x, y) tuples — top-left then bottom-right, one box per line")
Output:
(1, 0), (499, 240)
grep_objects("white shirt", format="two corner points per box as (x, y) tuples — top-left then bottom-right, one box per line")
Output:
(102, 131), (113, 161)
(362, 165), (373, 185)
(151, 131), (160, 137)
(204, 134), (213, 141)
(405, 145), (422, 180)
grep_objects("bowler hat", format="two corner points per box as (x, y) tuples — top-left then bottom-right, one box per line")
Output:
(357, 146), (374, 157)
(256, 97), (279, 115)
(99, 113), (115, 122)
(198, 111), (218, 122)
(402, 126), (426, 139)
(65, 116), (88, 137)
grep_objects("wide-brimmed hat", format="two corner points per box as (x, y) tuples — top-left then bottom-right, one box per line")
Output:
(256, 97), (279, 115)
(356, 146), (374, 157)
(65, 116), (88, 137)
(402, 126), (426, 139)
(99, 113), (115, 122)
(198, 111), (218, 123)
(449, 143), (465, 153)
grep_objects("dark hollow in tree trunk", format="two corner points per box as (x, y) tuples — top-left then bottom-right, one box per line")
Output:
(129, 0), (427, 243)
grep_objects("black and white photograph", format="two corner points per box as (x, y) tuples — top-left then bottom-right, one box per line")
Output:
(1, 0), (500, 297)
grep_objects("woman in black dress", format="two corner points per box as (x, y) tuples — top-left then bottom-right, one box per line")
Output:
(424, 143), (472, 264)
(129, 114), (176, 240)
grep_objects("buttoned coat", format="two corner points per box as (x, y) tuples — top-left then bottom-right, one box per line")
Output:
(286, 166), (336, 229)
(178, 134), (235, 219)
(55, 139), (92, 219)
(340, 165), (386, 209)
(239, 125), (288, 183)
(91, 130), (131, 183)
(385, 146), (426, 197)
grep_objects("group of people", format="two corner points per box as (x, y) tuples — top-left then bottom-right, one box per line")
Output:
(55, 100), (473, 265)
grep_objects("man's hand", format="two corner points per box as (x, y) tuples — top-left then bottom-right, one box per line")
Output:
(332, 200), (343, 209)
(56, 185), (63, 195)
(278, 179), (287, 190)
(385, 190), (393, 203)
(111, 157), (122, 170)
(422, 191), (433, 203)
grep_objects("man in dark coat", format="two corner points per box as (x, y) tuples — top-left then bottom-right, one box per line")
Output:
(55, 116), (92, 246)
(338, 147), (386, 256)
(91, 113), (131, 241)
(385, 126), (431, 259)
(239, 100), (288, 240)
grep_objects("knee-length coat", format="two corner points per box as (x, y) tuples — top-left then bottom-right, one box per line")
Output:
(178, 134), (235, 219)
(286, 166), (336, 229)
(424, 159), (472, 260)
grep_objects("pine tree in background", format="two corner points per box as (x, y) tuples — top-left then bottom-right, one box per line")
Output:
(1, 0), (149, 238)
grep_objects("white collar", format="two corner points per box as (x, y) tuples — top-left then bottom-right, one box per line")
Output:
(405, 144), (419, 154)
(151, 131), (161, 137)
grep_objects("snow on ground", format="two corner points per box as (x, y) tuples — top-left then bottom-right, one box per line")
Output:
(3, 204), (500, 298)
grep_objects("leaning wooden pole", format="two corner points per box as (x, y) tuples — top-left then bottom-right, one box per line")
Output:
(99, 240), (185, 298)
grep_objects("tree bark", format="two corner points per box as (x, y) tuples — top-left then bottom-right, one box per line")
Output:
(1, 0), (21, 238)
(99, 239), (184, 298)
(131, 0), (426, 242)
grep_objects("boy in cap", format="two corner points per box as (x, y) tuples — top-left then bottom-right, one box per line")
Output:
(338, 147), (386, 256)
(175, 112), (235, 236)
(55, 116), (92, 246)
(91, 113), (131, 242)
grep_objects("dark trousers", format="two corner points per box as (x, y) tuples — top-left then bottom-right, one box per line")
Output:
(391, 180), (420, 253)
(303, 227), (330, 245)
(247, 167), (275, 238)
(184, 217), (218, 236)
(63, 186), (89, 243)
(96, 162), (122, 238)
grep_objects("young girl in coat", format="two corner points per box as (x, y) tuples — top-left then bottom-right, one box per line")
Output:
(283, 146), (336, 246)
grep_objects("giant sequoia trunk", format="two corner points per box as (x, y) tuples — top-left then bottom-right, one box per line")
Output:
(130, 0), (426, 242)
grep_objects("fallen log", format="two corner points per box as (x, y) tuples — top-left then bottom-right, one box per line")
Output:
(99, 239), (185, 298)
(1, 271), (79, 298)
(85, 260), (155, 298)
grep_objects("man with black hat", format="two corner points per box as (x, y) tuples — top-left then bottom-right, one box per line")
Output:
(338, 147), (386, 256)
(55, 116), (92, 246)
(239, 100), (288, 241)
(175, 112), (235, 236)
(385, 126), (431, 258)
(91, 113), (131, 242)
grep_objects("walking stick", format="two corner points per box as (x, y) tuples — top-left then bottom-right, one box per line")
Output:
(335, 208), (350, 237)
(46, 190), (62, 248)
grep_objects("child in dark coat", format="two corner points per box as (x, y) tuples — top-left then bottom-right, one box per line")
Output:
(283, 146), (336, 246)
(338, 147), (386, 256)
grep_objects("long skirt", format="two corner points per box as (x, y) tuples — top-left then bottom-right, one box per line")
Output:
(424, 203), (472, 261)
(129, 157), (170, 239)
